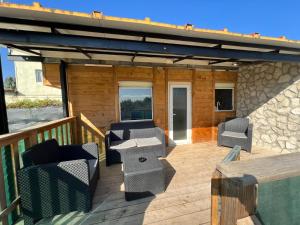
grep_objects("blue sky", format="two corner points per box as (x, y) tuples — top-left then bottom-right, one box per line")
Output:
(1, 0), (300, 78)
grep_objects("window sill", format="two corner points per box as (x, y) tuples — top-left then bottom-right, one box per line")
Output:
(215, 110), (235, 112)
(120, 119), (153, 123)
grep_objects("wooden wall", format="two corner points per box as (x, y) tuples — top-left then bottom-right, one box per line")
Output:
(44, 64), (237, 149)
(42, 64), (61, 88)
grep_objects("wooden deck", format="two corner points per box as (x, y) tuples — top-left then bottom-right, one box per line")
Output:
(20, 142), (280, 225)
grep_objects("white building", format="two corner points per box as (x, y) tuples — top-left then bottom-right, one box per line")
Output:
(5, 59), (62, 103)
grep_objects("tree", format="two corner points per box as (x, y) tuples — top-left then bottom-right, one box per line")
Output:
(4, 76), (16, 90)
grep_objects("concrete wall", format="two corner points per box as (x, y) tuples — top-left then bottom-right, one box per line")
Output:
(14, 61), (61, 100)
(237, 62), (300, 152)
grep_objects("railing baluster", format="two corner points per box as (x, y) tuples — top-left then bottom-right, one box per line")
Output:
(49, 129), (53, 140)
(10, 142), (20, 194)
(41, 131), (45, 142)
(0, 146), (9, 225)
(58, 126), (63, 145)
(71, 118), (78, 144)
(10, 142), (20, 215)
(66, 123), (70, 145)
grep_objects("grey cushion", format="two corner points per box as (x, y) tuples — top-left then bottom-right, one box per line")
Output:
(88, 159), (98, 181)
(135, 137), (162, 147)
(224, 118), (249, 133)
(110, 121), (155, 141)
(110, 140), (137, 150)
(221, 131), (247, 139)
(131, 128), (156, 139)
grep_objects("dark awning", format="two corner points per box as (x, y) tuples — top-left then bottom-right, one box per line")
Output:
(1, 2), (300, 69)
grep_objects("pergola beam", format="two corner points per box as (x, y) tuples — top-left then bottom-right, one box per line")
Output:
(209, 59), (237, 65)
(2, 29), (300, 62)
(1, 17), (300, 53)
(8, 46), (217, 62)
(7, 55), (239, 70)
(75, 47), (92, 59)
(7, 44), (41, 56)
(173, 55), (194, 63)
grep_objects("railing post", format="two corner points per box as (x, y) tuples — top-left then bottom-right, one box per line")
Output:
(211, 170), (222, 225)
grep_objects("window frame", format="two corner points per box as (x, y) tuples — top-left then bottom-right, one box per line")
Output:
(35, 69), (43, 84)
(215, 83), (235, 112)
(118, 86), (154, 122)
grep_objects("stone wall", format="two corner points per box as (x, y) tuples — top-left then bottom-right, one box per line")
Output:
(237, 62), (300, 152)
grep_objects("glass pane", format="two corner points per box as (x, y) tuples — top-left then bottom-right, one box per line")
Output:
(173, 88), (187, 140)
(120, 88), (152, 121)
(215, 89), (233, 111)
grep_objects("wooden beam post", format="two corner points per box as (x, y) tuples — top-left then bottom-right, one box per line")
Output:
(0, 57), (8, 135)
(60, 60), (69, 117)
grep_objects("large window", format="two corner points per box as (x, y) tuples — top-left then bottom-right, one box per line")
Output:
(119, 82), (153, 121)
(215, 83), (234, 111)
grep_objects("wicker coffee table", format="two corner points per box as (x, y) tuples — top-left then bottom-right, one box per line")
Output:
(123, 152), (165, 201)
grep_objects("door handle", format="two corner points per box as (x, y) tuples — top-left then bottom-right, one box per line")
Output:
(173, 113), (176, 116)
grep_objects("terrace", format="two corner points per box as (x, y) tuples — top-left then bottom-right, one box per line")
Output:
(1, 119), (280, 225)
(0, 2), (299, 225)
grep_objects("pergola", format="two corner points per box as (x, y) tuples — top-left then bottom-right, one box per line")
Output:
(1, 2), (300, 135)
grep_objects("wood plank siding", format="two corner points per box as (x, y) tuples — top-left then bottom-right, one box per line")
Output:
(43, 64), (237, 147)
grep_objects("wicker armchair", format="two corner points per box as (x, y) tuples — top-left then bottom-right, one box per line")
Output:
(17, 139), (99, 225)
(217, 118), (253, 152)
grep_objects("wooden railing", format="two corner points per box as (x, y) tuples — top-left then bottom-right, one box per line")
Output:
(0, 116), (77, 225)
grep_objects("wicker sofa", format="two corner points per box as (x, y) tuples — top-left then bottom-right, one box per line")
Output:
(105, 121), (166, 166)
(217, 118), (253, 152)
(17, 139), (99, 225)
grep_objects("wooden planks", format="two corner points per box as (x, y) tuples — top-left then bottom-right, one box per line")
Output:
(217, 152), (300, 185)
(22, 142), (277, 225)
(66, 65), (238, 144)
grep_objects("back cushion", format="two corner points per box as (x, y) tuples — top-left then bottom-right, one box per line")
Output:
(224, 118), (249, 133)
(131, 128), (156, 139)
(22, 139), (60, 167)
(110, 121), (155, 140)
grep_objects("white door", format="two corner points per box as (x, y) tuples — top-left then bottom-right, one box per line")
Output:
(168, 83), (192, 145)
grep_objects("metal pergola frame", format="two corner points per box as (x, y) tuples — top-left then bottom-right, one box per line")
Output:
(1, 12), (300, 134)
(1, 16), (300, 53)
(2, 29), (300, 63)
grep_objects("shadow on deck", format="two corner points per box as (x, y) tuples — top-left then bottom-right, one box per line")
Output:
(16, 142), (280, 225)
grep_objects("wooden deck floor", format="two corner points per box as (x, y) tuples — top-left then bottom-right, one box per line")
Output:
(24, 142), (280, 225)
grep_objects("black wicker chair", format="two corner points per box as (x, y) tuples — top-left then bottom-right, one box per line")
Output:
(217, 118), (253, 152)
(17, 139), (99, 225)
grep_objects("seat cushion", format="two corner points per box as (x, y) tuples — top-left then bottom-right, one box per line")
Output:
(135, 137), (162, 147)
(110, 139), (137, 150)
(221, 131), (247, 139)
(22, 139), (60, 167)
(88, 159), (98, 181)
